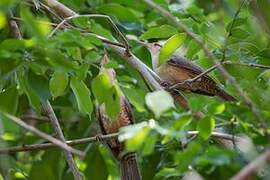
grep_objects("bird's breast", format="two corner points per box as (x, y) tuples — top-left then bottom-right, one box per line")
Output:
(156, 63), (193, 84)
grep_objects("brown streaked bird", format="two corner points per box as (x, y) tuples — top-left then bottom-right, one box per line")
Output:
(143, 42), (236, 101)
(96, 54), (141, 180)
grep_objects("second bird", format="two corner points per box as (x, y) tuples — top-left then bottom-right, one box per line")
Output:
(144, 42), (236, 101)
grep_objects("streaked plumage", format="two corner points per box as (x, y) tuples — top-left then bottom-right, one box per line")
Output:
(147, 43), (236, 101)
(96, 54), (141, 180)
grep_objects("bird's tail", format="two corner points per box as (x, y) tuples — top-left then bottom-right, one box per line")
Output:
(119, 152), (141, 180)
(217, 89), (236, 101)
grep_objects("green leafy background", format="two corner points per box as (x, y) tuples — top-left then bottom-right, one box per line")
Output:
(0, 0), (270, 179)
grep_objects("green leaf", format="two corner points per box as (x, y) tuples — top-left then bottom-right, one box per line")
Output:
(257, 1), (270, 34)
(0, 87), (20, 133)
(91, 22), (115, 41)
(230, 28), (250, 39)
(97, 3), (138, 21)
(174, 142), (201, 172)
(29, 151), (62, 180)
(173, 113), (192, 130)
(186, 40), (200, 59)
(159, 33), (186, 65)
(16, 69), (41, 111)
(20, 7), (51, 40)
(28, 71), (51, 102)
(207, 103), (225, 114)
(91, 73), (111, 103)
(105, 85), (121, 120)
(0, 39), (34, 50)
(145, 90), (175, 118)
(91, 72), (121, 119)
(119, 121), (148, 142)
(197, 116), (215, 140)
(126, 126), (150, 151)
(140, 25), (178, 40)
(0, 87), (18, 114)
(49, 71), (69, 99)
(85, 145), (108, 180)
(70, 77), (93, 116)
(0, 11), (6, 30)
(226, 17), (247, 32)
(122, 87), (146, 112)
(142, 132), (157, 155)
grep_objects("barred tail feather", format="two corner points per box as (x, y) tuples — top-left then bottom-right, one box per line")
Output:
(217, 89), (237, 101)
(120, 153), (141, 180)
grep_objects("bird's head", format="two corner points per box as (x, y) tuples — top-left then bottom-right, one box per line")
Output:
(137, 41), (162, 69)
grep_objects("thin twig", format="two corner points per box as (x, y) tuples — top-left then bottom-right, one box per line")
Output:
(48, 14), (130, 52)
(10, 16), (127, 49)
(143, 0), (267, 132)
(187, 131), (240, 141)
(221, 0), (247, 62)
(42, 101), (81, 180)
(44, 0), (77, 17)
(0, 133), (118, 154)
(169, 60), (270, 91)
(21, 115), (50, 122)
(1, 112), (85, 157)
(40, 0), (190, 110)
(231, 148), (270, 180)
(108, 44), (162, 90)
(224, 61), (270, 69)
(7, 10), (84, 157)
(0, 131), (237, 154)
(169, 62), (221, 90)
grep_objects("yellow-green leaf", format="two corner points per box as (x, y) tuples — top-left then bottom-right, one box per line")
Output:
(49, 71), (69, 99)
(70, 77), (93, 116)
(197, 116), (215, 140)
(159, 33), (186, 65)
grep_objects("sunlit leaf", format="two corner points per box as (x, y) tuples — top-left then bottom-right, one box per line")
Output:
(126, 127), (150, 151)
(70, 77), (93, 116)
(91, 73), (112, 103)
(0, 12), (6, 30)
(140, 25), (178, 40)
(159, 33), (186, 65)
(197, 116), (215, 140)
(97, 3), (138, 21)
(49, 71), (69, 99)
(145, 90), (175, 118)
(91, 72), (121, 119)
(207, 103), (226, 114)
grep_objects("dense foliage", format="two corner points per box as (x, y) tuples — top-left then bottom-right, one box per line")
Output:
(0, 0), (270, 179)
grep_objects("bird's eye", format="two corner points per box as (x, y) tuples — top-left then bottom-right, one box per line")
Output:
(153, 43), (161, 47)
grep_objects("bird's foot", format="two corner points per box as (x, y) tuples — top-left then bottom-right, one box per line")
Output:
(95, 133), (103, 142)
(160, 81), (172, 91)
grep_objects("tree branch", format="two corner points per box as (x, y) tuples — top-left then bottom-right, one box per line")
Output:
(0, 131), (236, 154)
(231, 148), (270, 180)
(0, 133), (118, 154)
(42, 101), (81, 180)
(48, 14), (130, 52)
(1, 112), (84, 157)
(10, 16), (127, 48)
(142, 0), (268, 133)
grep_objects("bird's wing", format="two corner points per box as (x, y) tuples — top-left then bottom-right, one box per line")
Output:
(168, 55), (215, 82)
